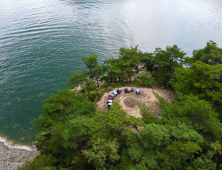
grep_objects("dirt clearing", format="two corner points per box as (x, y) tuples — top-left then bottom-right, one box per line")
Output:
(96, 87), (176, 117)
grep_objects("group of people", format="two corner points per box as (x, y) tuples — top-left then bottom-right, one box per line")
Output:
(107, 90), (119, 110)
(107, 87), (141, 110)
(123, 87), (140, 94)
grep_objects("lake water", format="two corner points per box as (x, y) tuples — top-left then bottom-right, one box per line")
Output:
(0, 0), (222, 144)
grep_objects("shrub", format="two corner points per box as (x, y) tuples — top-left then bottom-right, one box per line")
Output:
(18, 154), (56, 170)
(158, 72), (174, 89)
(81, 79), (105, 102)
(124, 97), (142, 108)
(140, 103), (160, 124)
(135, 68), (154, 87)
(106, 86), (113, 92)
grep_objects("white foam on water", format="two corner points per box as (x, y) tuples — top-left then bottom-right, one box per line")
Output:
(0, 136), (32, 151)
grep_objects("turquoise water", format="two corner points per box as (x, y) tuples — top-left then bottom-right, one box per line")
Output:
(0, 0), (222, 144)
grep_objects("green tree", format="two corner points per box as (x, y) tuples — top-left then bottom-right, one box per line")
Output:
(128, 123), (204, 170)
(83, 102), (142, 169)
(80, 78), (105, 102)
(103, 46), (143, 82)
(128, 123), (203, 170)
(140, 103), (160, 124)
(18, 154), (56, 170)
(185, 149), (217, 170)
(82, 54), (104, 87)
(135, 68), (154, 87)
(161, 93), (222, 141)
(211, 141), (222, 169)
(116, 149), (134, 170)
(187, 156), (216, 170)
(102, 57), (119, 82)
(157, 141), (202, 170)
(30, 89), (95, 169)
(139, 52), (155, 72)
(128, 123), (170, 170)
(82, 139), (120, 170)
(67, 70), (87, 89)
(25, 43), (222, 169)
(153, 45), (186, 88)
(170, 61), (222, 107)
(186, 41), (222, 66)
(87, 102), (142, 147)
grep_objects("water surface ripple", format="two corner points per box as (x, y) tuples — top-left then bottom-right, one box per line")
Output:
(0, 0), (222, 144)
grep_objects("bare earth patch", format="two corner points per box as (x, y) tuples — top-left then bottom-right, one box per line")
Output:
(96, 87), (176, 117)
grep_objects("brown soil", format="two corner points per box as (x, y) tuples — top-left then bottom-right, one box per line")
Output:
(96, 87), (176, 117)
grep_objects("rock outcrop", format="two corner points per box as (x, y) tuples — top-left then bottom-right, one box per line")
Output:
(0, 138), (38, 170)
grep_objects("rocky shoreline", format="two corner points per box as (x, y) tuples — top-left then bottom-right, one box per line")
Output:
(0, 137), (38, 170)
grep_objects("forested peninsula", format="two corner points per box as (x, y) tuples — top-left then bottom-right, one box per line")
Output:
(20, 41), (222, 170)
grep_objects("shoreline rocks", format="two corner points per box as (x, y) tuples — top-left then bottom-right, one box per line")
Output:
(0, 137), (38, 170)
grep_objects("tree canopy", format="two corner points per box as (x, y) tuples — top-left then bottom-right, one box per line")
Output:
(20, 41), (222, 170)
(102, 46), (143, 82)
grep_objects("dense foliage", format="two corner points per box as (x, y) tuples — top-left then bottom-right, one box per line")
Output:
(20, 41), (222, 170)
